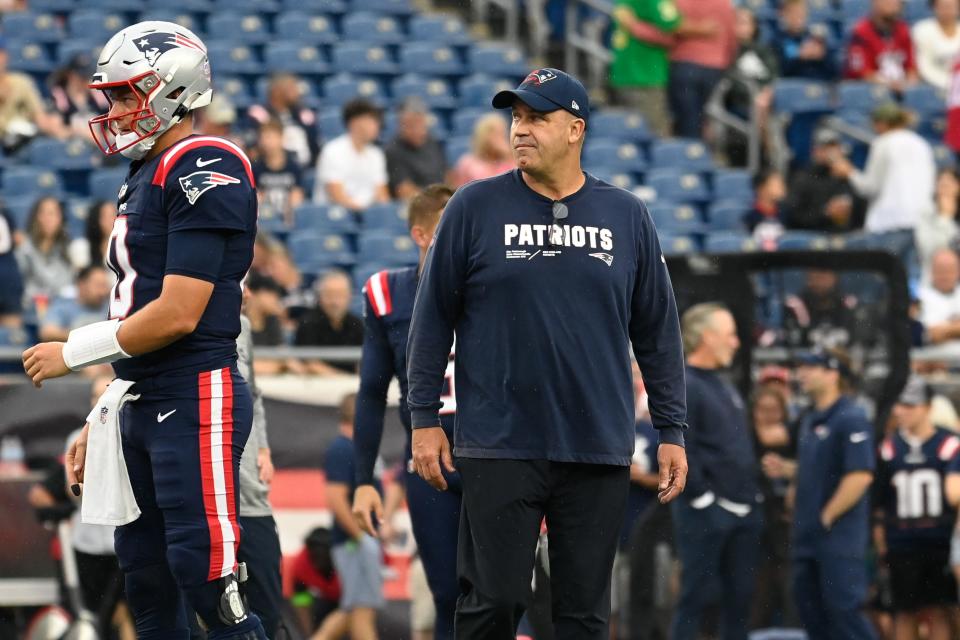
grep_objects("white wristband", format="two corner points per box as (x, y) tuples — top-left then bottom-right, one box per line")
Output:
(62, 319), (131, 370)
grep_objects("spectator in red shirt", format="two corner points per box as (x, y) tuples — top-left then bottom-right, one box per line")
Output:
(290, 527), (348, 639)
(845, 0), (918, 92)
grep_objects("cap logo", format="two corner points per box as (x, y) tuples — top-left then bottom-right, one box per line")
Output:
(523, 69), (558, 86)
(571, 100), (579, 110)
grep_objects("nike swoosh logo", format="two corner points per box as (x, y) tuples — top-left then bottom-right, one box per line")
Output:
(157, 410), (177, 423)
(196, 157), (221, 168)
(850, 432), (869, 443)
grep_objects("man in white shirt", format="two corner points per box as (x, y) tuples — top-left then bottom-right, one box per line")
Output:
(314, 98), (390, 210)
(920, 247), (960, 343)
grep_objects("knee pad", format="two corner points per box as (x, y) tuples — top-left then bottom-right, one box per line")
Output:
(187, 564), (266, 639)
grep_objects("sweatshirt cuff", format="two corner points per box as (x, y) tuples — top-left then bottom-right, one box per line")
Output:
(657, 426), (685, 448)
(411, 409), (441, 429)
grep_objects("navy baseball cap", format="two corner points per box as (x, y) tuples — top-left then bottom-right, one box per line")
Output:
(897, 374), (933, 406)
(796, 349), (851, 377)
(492, 68), (590, 123)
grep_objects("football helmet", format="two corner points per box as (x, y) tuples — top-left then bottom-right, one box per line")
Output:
(89, 21), (213, 160)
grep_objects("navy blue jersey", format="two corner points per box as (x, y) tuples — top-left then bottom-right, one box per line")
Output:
(324, 434), (382, 545)
(106, 135), (257, 380)
(875, 427), (960, 551)
(793, 396), (876, 559)
(407, 170), (687, 465)
(354, 267), (456, 485)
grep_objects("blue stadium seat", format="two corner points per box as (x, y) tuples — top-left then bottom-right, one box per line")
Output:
(280, 0), (346, 13)
(351, 0), (414, 16)
(4, 167), (63, 198)
(353, 263), (392, 292)
(137, 11), (200, 33)
(3, 12), (64, 43)
(274, 12), (340, 45)
(776, 231), (831, 251)
(211, 0), (279, 12)
(649, 139), (714, 173)
(451, 108), (496, 136)
(902, 84), (946, 117)
(322, 74), (386, 107)
(362, 202), (408, 232)
(707, 201), (749, 232)
(145, 0), (212, 11)
(646, 170), (710, 204)
(409, 15), (471, 45)
(81, 0), (142, 10)
(458, 75), (514, 108)
(806, 0), (838, 24)
(332, 43), (397, 76)
(468, 44), (529, 79)
(29, 138), (98, 172)
(772, 79), (832, 114)
(840, 0), (871, 22)
(342, 13), (404, 44)
(58, 40), (102, 66)
(88, 168), (128, 202)
(263, 43), (329, 76)
(711, 169), (753, 202)
(588, 111), (652, 145)
(399, 43), (466, 76)
(257, 211), (289, 237)
(67, 11), (126, 42)
(28, 0), (76, 12)
(658, 232), (699, 255)
(206, 42), (262, 75)
(933, 143), (954, 169)
(289, 232), (356, 273)
(589, 167), (636, 191)
(358, 232), (419, 266)
(649, 204), (704, 235)
(837, 81), (892, 112)
(294, 203), (359, 234)
(5, 195), (37, 230)
(391, 75), (456, 109)
(207, 14), (270, 45)
(5, 41), (54, 75)
(214, 76), (254, 108)
(704, 231), (756, 253)
(904, 1), (933, 23)
(318, 107), (346, 139)
(445, 137), (471, 165)
(583, 140), (647, 174)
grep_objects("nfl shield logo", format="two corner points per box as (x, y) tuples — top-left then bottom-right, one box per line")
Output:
(99, 406), (109, 424)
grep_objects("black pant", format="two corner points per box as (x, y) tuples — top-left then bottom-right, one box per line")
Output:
(75, 550), (125, 637)
(455, 458), (630, 640)
(238, 515), (283, 639)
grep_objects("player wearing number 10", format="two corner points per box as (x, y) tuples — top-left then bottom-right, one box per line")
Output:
(20, 21), (265, 640)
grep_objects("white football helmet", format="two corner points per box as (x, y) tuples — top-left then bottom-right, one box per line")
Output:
(88, 21), (213, 160)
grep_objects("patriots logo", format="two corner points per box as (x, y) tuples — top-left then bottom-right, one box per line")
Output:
(179, 171), (240, 205)
(589, 252), (613, 266)
(99, 406), (109, 424)
(133, 31), (205, 67)
(523, 69), (557, 86)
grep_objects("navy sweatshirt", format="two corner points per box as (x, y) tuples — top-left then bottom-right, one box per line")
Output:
(683, 366), (759, 504)
(406, 170), (687, 465)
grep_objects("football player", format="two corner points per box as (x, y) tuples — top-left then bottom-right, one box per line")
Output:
(22, 21), (265, 640)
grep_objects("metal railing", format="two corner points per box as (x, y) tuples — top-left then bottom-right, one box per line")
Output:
(563, 0), (614, 92)
(705, 77), (764, 175)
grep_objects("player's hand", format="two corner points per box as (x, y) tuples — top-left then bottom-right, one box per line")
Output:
(257, 448), (274, 485)
(352, 484), (384, 537)
(412, 426), (455, 491)
(22, 342), (71, 388)
(657, 443), (687, 504)
(65, 423), (90, 496)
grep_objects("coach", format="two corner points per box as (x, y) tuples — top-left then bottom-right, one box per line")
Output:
(405, 68), (688, 639)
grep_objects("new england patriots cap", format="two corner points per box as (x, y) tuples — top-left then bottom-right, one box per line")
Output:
(897, 374), (933, 406)
(492, 68), (590, 123)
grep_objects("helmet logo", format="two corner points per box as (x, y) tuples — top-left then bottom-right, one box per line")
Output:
(133, 31), (205, 67)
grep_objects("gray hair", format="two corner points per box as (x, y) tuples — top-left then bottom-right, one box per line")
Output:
(681, 303), (729, 355)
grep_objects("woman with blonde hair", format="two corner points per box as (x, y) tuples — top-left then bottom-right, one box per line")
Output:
(450, 113), (515, 187)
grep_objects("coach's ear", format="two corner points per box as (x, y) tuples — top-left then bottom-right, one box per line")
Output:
(567, 116), (586, 147)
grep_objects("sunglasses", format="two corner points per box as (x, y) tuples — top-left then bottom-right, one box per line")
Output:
(549, 201), (568, 246)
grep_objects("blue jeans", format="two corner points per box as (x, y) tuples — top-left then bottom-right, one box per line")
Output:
(793, 555), (876, 640)
(670, 499), (762, 640)
(667, 62), (725, 139)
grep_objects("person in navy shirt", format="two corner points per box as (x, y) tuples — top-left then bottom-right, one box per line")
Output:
(406, 68), (688, 639)
(671, 303), (762, 640)
(771, 0), (838, 81)
(791, 348), (876, 640)
(22, 21), (266, 639)
(874, 375), (959, 640)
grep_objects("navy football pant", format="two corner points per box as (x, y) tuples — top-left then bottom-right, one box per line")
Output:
(793, 555), (876, 640)
(115, 366), (266, 639)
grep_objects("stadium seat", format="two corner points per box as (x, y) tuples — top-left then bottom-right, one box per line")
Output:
(4, 167), (63, 199)
(289, 232), (356, 274)
(468, 44), (529, 79)
(363, 202), (409, 232)
(840, 0), (871, 23)
(29, 0), (76, 12)
(88, 168), (129, 202)
(28, 138), (98, 172)
(649, 203), (705, 235)
(5, 195), (37, 229)
(588, 111), (652, 146)
(207, 14), (270, 45)
(445, 137), (471, 165)
(67, 11), (126, 42)
(280, 0), (346, 13)
(391, 75), (457, 109)
(409, 15), (471, 45)
(399, 43), (466, 77)
(5, 41), (54, 75)
(707, 201), (749, 232)
(357, 232), (419, 266)
(206, 42), (262, 75)
(353, 263), (392, 292)
(318, 107), (346, 139)
(211, 0), (279, 12)
(137, 11), (200, 32)
(0, 326), (27, 347)
(902, 84), (946, 117)
(647, 170), (710, 204)
(214, 76), (254, 108)
(777, 231), (832, 251)
(591, 168), (636, 191)
(459, 75), (514, 108)
(352, 0), (414, 16)
(649, 139), (714, 173)
(658, 232), (699, 255)
(332, 43), (397, 76)
(146, 0), (212, 11)
(711, 169), (753, 203)
(837, 81), (892, 112)
(704, 231), (756, 253)
(2, 12), (64, 43)
(82, 0), (141, 10)
(294, 204), (359, 234)
(451, 108), (496, 136)
(772, 79), (832, 114)
(342, 13), (404, 44)
(58, 40), (102, 67)
(904, 1), (933, 23)
(274, 12), (340, 45)
(263, 43), (329, 76)
(322, 74), (385, 107)
(583, 140), (647, 174)
(257, 211), (289, 237)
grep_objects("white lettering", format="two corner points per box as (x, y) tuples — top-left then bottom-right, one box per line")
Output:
(519, 225), (535, 246)
(505, 224), (519, 245)
(600, 229), (613, 250)
(571, 227), (586, 247)
(532, 224), (548, 246)
(585, 226), (599, 247)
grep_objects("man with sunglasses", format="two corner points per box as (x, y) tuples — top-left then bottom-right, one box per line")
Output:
(406, 68), (688, 639)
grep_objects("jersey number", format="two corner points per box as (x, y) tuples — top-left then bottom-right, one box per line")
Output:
(439, 358), (456, 416)
(106, 217), (136, 319)
(891, 469), (943, 519)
